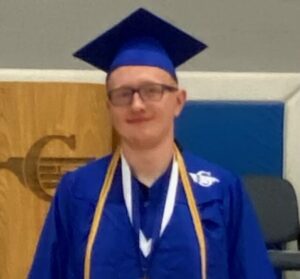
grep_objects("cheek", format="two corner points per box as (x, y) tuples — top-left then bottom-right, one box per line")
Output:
(153, 105), (176, 131)
(162, 98), (181, 119)
(109, 109), (125, 129)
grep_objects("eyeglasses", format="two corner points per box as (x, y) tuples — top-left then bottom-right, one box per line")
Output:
(107, 83), (178, 107)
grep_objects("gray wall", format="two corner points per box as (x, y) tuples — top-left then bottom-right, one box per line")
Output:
(1, 0), (300, 72)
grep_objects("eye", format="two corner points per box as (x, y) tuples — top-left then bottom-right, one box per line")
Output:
(143, 85), (161, 95)
(119, 90), (132, 98)
(113, 89), (132, 99)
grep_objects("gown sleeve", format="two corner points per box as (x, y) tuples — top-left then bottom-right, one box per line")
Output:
(28, 172), (74, 279)
(225, 177), (277, 279)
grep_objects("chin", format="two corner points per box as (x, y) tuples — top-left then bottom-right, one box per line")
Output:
(123, 134), (161, 149)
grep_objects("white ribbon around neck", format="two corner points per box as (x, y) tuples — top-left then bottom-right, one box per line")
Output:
(121, 154), (179, 257)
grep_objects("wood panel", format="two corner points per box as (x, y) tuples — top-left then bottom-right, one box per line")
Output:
(0, 82), (112, 279)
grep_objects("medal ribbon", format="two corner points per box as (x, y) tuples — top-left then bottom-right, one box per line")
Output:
(121, 152), (178, 258)
(84, 145), (207, 279)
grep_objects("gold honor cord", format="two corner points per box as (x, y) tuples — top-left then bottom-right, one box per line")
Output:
(84, 145), (207, 279)
(84, 146), (121, 279)
(175, 146), (207, 279)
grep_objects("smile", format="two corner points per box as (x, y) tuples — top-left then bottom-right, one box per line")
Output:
(126, 117), (151, 124)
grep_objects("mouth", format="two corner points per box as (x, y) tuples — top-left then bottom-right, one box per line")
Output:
(126, 117), (151, 124)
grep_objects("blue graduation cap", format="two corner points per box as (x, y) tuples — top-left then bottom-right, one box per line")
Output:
(73, 8), (207, 78)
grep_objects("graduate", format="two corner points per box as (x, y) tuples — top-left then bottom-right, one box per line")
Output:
(29, 8), (276, 279)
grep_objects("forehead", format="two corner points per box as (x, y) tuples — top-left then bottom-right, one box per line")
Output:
(106, 65), (177, 88)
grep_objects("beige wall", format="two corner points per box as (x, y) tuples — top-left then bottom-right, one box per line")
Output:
(0, 0), (300, 72)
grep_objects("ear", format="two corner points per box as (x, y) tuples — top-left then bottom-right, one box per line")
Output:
(174, 89), (187, 117)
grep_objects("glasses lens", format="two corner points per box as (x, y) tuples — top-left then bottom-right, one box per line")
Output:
(109, 88), (132, 106)
(140, 84), (163, 101)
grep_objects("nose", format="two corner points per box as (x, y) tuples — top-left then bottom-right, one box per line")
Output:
(130, 92), (145, 111)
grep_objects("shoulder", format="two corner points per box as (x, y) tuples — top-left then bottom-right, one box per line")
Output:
(182, 151), (250, 229)
(55, 154), (113, 203)
(183, 150), (239, 186)
(182, 150), (243, 203)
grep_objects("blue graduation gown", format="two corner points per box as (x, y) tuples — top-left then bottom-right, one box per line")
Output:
(28, 151), (276, 278)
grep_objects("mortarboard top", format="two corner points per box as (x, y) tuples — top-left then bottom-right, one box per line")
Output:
(73, 8), (207, 77)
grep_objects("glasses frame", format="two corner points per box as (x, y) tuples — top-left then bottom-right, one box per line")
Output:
(107, 83), (178, 107)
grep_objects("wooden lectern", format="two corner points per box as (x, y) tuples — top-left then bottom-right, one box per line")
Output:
(0, 82), (112, 279)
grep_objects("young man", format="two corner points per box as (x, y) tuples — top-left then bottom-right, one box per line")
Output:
(29, 8), (276, 279)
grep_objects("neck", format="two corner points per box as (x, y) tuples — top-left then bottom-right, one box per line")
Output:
(121, 137), (174, 187)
